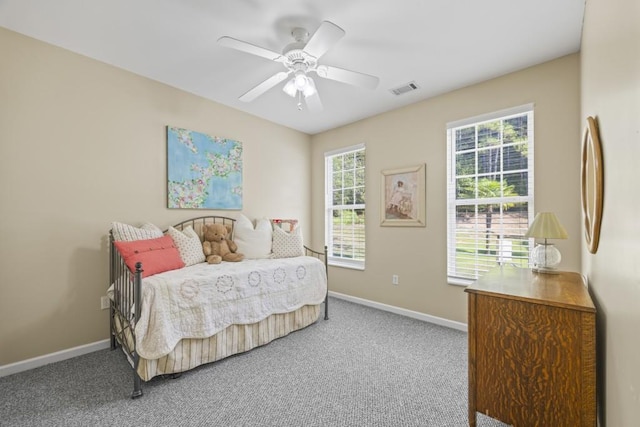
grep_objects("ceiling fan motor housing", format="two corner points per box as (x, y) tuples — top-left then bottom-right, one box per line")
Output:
(283, 50), (317, 74)
(218, 20), (378, 111)
(282, 27), (318, 73)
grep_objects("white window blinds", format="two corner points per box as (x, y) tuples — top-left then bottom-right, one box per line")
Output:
(446, 105), (534, 284)
(325, 144), (365, 269)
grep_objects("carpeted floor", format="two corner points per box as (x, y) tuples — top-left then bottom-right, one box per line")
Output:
(0, 297), (508, 426)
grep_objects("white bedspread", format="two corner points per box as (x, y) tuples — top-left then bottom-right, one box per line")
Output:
(134, 256), (327, 359)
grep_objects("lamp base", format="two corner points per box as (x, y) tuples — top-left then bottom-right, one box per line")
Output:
(530, 243), (562, 272)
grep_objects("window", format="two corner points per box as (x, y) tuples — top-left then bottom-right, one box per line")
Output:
(325, 144), (365, 269)
(447, 105), (534, 285)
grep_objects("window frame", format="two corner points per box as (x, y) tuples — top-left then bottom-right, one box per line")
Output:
(446, 104), (535, 286)
(324, 143), (366, 270)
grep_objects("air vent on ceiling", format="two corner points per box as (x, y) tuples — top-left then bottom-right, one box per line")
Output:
(389, 81), (419, 96)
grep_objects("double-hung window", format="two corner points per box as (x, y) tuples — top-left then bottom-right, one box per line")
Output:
(325, 144), (365, 269)
(446, 105), (534, 285)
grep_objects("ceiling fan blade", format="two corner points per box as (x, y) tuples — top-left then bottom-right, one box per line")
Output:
(303, 21), (345, 59)
(315, 65), (379, 90)
(304, 78), (323, 112)
(217, 36), (284, 62)
(239, 71), (290, 102)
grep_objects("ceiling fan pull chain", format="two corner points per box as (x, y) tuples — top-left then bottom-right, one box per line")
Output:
(297, 91), (303, 110)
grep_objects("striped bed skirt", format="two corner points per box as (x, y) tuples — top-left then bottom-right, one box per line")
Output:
(124, 304), (321, 381)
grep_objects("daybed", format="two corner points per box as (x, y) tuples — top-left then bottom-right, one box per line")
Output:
(108, 215), (328, 398)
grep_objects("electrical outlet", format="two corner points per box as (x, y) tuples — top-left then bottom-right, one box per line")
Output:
(100, 296), (110, 310)
(392, 274), (399, 285)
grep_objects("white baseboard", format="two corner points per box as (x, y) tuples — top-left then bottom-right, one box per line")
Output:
(328, 291), (468, 332)
(2, 295), (465, 377)
(0, 339), (111, 378)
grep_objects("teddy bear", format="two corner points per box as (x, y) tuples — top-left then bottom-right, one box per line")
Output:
(202, 223), (244, 264)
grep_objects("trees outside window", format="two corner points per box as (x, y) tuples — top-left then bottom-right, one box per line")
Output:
(325, 144), (365, 269)
(447, 106), (534, 284)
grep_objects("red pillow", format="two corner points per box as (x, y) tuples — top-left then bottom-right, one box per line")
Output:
(114, 235), (185, 278)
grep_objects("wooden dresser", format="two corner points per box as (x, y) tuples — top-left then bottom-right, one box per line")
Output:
(465, 266), (596, 427)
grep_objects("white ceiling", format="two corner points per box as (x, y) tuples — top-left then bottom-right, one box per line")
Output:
(0, 0), (585, 135)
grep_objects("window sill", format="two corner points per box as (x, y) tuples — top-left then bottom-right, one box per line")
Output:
(328, 260), (365, 271)
(448, 277), (474, 287)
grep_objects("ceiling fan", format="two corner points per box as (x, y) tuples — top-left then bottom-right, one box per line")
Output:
(218, 21), (379, 112)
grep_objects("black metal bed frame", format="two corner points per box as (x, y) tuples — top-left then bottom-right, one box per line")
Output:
(109, 216), (329, 398)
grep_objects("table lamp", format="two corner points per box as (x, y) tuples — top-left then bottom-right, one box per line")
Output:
(524, 212), (568, 273)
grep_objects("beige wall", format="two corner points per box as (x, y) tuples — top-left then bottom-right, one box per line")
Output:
(3, 4), (636, 422)
(581, 0), (640, 425)
(0, 28), (311, 365)
(311, 54), (581, 323)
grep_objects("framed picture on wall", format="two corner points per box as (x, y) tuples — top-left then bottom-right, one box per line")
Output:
(166, 126), (243, 209)
(380, 164), (426, 227)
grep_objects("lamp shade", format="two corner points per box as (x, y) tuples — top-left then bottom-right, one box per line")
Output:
(524, 212), (568, 239)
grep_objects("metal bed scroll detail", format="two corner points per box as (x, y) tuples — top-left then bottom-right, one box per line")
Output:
(109, 216), (328, 398)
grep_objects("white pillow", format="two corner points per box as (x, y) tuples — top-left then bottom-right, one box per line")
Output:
(271, 225), (304, 258)
(234, 214), (273, 259)
(111, 222), (162, 241)
(166, 226), (205, 266)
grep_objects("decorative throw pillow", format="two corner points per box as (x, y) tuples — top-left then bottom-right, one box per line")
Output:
(111, 221), (162, 242)
(166, 226), (205, 266)
(271, 225), (304, 258)
(233, 214), (273, 259)
(271, 218), (298, 232)
(113, 235), (185, 277)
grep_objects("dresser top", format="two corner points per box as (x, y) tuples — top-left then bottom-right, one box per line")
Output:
(465, 266), (596, 312)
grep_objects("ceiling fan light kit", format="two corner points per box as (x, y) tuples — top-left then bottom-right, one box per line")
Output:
(218, 20), (379, 112)
(282, 79), (297, 97)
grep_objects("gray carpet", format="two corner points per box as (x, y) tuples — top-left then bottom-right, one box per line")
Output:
(0, 297), (507, 426)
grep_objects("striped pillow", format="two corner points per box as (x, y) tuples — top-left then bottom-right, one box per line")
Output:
(111, 222), (163, 242)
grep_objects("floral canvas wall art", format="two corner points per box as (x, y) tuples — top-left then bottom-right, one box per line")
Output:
(167, 126), (243, 209)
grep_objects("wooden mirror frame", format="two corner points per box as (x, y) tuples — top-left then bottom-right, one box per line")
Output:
(581, 116), (604, 254)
